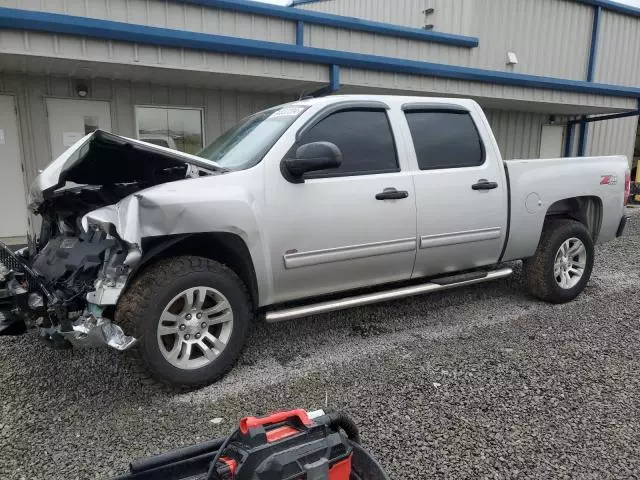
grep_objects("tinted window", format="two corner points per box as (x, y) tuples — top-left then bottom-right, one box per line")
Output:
(405, 111), (484, 170)
(298, 109), (398, 176)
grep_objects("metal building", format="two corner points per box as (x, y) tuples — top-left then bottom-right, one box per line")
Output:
(0, 0), (639, 245)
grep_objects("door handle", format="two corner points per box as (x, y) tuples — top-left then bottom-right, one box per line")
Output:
(472, 179), (498, 190)
(376, 188), (409, 200)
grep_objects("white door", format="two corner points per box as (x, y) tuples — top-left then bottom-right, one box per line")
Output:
(266, 107), (417, 304)
(46, 98), (112, 159)
(540, 125), (565, 158)
(403, 106), (508, 277)
(0, 95), (29, 241)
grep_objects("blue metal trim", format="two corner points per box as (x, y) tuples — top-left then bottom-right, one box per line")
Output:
(2, 8), (640, 98)
(578, 117), (589, 156)
(329, 64), (340, 91)
(311, 64), (340, 97)
(174, 0), (478, 47)
(564, 123), (575, 157)
(293, 0), (640, 18)
(575, 109), (640, 123)
(575, 0), (640, 18)
(296, 20), (304, 46)
(293, 0), (640, 19)
(567, 106), (640, 156)
(290, 0), (327, 5)
(586, 6), (601, 81)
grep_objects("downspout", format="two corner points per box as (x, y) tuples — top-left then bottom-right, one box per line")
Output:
(294, 20), (340, 97)
(577, 5), (601, 156)
(296, 20), (304, 46)
(310, 64), (341, 97)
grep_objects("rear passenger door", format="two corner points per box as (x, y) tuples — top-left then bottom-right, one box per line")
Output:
(402, 104), (508, 277)
(265, 104), (417, 304)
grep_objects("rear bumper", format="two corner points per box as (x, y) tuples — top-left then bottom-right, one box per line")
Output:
(616, 215), (629, 237)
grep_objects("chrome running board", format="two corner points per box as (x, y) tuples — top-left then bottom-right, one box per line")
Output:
(265, 267), (513, 323)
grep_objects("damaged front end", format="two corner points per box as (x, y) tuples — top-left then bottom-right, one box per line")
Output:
(0, 229), (137, 351)
(1, 129), (221, 351)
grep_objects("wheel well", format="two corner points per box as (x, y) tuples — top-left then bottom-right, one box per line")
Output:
(545, 196), (603, 241)
(134, 233), (259, 308)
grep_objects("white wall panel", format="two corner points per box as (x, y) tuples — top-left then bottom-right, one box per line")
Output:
(298, 0), (474, 34)
(338, 68), (637, 114)
(0, 73), (292, 186)
(0, 30), (328, 84)
(586, 115), (638, 163)
(484, 110), (573, 160)
(301, 0), (594, 81)
(0, 0), (297, 44)
(593, 10), (640, 87)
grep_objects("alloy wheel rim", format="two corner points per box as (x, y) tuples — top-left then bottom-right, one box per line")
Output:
(553, 237), (587, 290)
(157, 286), (234, 370)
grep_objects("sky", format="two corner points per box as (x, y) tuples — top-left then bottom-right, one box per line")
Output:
(254, 0), (640, 7)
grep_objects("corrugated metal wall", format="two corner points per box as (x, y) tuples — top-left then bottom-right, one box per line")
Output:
(0, 0), (297, 44)
(586, 115), (639, 161)
(299, 0), (474, 33)
(485, 109), (637, 163)
(0, 0), (594, 81)
(338, 68), (637, 114)
(301, 0), (594, 80)
(0, 29), (329, 87)
(593, 10), (640, 87)
(2, 25), (632, 113)
(485, 110), (547, 160)
(0, 73), (291, 185)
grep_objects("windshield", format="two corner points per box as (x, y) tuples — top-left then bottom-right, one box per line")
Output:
(196, 104), (308, 171)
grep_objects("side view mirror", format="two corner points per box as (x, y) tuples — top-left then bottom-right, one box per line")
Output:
(282, 141), (342, 183)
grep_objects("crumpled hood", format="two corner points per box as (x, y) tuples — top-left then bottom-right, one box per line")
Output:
(81, 168), (260, 246)
(29, 130), (223, 207)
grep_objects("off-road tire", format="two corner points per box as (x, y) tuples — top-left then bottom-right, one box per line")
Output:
(523, 219), (594, 304)
(116, 256), (252, 389)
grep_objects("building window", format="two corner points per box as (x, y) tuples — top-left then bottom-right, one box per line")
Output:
(136, 106), (204, 154)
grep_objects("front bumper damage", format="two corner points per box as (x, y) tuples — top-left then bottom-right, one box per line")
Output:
(2, 129), (223, 350)
(0, 239), (137, 351)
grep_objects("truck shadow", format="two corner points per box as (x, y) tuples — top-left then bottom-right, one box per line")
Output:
(2, 263), (530, 402)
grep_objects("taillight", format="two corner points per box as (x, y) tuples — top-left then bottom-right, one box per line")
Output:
(624, 169), (631, 205)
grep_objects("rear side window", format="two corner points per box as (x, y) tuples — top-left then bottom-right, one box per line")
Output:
(405, 110), (484, 170)
(297, 109), (398, 177)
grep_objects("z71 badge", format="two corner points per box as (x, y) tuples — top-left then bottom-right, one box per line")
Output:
(600, 175), (618, 185)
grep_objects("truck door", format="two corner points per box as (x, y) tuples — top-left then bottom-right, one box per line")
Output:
(265, 104), (417, 304)
(402, 104), (508, 277)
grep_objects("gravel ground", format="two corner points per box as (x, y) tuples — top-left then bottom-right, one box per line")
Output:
(1, 208), (640, 479)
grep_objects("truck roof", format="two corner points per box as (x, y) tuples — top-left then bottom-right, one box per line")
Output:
(291, 94), (480, 110)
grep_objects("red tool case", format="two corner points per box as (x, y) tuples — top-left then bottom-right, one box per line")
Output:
(114, 409), (389, 480)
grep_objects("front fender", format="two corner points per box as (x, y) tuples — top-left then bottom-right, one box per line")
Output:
(82, 171), (272, 305)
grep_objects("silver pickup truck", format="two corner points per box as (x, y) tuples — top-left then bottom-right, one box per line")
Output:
(0, 95), (630, 388)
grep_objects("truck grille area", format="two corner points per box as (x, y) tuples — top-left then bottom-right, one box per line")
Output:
(0, 245), (21, 271)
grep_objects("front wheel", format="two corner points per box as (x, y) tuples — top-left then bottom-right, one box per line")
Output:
(524, 219), (595, 304)
(116, 256), (252, 389)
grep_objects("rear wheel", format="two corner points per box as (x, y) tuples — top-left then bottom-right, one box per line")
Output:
(524, 219), (594, 304)
(116, 256), (252, 389)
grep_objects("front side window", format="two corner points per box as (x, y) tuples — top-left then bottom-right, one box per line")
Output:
(197, 105), (307, 171)
(136, 106), (204, 154)
(297, 109), (399, 177)
(405, 110), (484, 170)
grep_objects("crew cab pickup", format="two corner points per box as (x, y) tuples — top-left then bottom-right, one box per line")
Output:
(0, 95), (630, 388)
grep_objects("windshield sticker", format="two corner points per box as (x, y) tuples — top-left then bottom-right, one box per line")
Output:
(269, 107), (305, 119)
